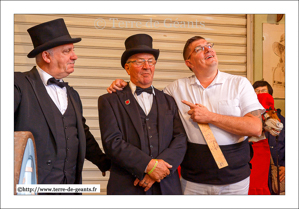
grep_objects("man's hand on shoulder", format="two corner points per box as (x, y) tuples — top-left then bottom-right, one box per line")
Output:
(107, 79), (127, 93)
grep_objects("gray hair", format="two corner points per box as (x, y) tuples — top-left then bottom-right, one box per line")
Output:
(35, 48), (53, 64)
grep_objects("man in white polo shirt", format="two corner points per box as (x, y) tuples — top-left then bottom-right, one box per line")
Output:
(107, 35), (264, 195)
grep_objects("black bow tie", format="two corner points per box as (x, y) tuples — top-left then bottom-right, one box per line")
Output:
(47, 77), (67, 88)
(135, 86), (153, 96)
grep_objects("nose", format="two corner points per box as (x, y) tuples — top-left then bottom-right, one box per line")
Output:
(204, 45), (211, 52)
(71, 51), (78, 60)
(142, 60), (150, 69)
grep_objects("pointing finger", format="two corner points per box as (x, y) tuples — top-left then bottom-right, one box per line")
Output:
(182, 100), (197, 108)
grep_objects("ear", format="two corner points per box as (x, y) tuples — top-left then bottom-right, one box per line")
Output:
(41, 51), (51, 63)
(185, 59), (193, 70)
(124, 64), (130, 75)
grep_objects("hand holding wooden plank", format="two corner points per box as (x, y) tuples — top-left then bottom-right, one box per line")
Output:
(182, 100), (228, 169)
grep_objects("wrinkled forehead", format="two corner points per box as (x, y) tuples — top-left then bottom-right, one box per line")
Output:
(128, 53), (155, 60)
(189, 39), (208, 49)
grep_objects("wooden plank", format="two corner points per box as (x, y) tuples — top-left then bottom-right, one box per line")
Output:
(197, 123), (228, 169)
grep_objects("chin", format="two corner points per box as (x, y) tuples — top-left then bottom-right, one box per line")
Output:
(144, 78), (153, 84)
(67, 68), (75, 74)
(139, 81), (152, 87)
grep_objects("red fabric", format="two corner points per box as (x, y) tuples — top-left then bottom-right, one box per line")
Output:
(248, 139), (271, 195)
(178, 165), (181, 178)
(257, 93), (275, 110)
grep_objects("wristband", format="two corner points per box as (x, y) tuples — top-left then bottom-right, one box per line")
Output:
(148, 159), (158, 175)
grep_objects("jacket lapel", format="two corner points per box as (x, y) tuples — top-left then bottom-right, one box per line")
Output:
(25, 67), (58, 143)
(117, 85), (146, 151)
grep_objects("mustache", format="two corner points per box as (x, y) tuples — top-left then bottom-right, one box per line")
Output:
(65, 61), (76, 71)
(68, 61), (75, 65)
(141, 71), (152, 75)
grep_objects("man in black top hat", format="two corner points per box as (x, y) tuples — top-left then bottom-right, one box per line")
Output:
(98, 34), (187, 195)
(14, 18), (110, 187)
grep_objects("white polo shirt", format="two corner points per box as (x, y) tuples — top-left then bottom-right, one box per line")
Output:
(164, 70), (265, 145)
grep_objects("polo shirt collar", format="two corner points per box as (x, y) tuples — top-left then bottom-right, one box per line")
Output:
(191, 69), (224, 87)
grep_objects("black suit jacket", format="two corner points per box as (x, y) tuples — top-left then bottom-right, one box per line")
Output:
(98, 85), (187, 194)
(14, 67), (110, 184)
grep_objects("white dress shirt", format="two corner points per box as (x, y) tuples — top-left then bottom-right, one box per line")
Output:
(164, 70), (265, 145)
(129, 82), (155, 116)
(37, 66), (68, 114)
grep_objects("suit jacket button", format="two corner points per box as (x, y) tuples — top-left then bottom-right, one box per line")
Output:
(47, 160), (52, 165)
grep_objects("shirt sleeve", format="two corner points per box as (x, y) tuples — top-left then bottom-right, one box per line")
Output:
(163, 81), (176, 97)
(238, 77), (265, 116)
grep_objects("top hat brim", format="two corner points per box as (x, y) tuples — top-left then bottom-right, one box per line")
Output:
(121, 47), (160, 68)
(27, 35), (81, 58)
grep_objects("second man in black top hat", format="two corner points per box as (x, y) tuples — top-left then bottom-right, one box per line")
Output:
(98, 34), (187, 195)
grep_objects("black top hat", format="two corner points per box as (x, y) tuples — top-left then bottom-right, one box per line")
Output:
(121, 34), (159, 68)
(27, 18), (81, 58)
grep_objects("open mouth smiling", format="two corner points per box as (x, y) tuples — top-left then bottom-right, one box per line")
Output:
(205, 55), (214, 60)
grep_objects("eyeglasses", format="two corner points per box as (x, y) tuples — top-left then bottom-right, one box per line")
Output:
(254, 89), (268, 94)
(187, 43), (214, 59)
(127, 58), (156, 66)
